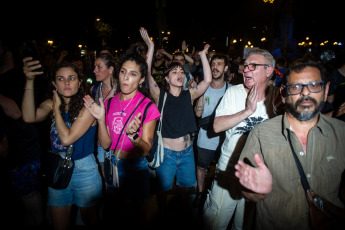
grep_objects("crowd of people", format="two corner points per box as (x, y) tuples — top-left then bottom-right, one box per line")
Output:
(1, 26), (345, 230)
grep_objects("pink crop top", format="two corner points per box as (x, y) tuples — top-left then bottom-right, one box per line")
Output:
(105, 91), (160, 152)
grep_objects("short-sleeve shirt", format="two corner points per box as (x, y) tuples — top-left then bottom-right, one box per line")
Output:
(105, 91), (160, 152)
(239, 113), (345, 230)
(215, 84), (270, 171)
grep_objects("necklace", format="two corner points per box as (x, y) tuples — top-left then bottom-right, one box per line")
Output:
(120, 95), (134, 116)
(100, 82), (115, 101)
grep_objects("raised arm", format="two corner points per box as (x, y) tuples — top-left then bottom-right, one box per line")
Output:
(182, 40), (194, 66)
(190, 44), (212, 101)
(140, 27), (160, 104)
(159, 48), (173, 61)
(22, 57), (51, 123)
(194, 95), (204, 117)
(52, 91), (96, 146)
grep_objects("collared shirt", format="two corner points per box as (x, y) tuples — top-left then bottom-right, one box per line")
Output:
(240, 113), (345, 230)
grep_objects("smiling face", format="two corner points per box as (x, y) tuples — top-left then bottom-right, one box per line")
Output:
(53, 67), (81, 97)
(243, 54), (273, 89)
(119, 60), (144, 97)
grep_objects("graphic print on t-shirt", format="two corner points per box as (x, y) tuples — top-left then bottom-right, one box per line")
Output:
(234, 116), (267, 135)
(112, 116), (124, 134)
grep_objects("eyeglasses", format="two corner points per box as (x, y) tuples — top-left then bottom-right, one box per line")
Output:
(284, 81), (326, 95)
(243, 63), (270, 72)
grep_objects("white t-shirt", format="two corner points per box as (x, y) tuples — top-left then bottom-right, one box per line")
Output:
(215, 84), (269, 171)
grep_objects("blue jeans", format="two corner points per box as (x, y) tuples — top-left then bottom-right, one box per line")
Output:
(47, 153), (102, 207)
(156, 144), (196, 192)
(111, 156), (150, 204)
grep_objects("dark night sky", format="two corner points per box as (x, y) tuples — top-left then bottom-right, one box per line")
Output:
(1, 0), (342, 53)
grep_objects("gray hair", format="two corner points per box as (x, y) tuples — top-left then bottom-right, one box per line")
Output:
(247, 49), (276, 68)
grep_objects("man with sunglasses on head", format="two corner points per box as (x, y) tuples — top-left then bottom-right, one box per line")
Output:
(234, 60), (345, 229)
(203, 49), (282, 230)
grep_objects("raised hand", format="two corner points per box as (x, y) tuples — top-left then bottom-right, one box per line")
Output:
(52, 90), (61, 113)
(139, 27), (153, 49)
(246, 83), (258, 114)
(22, 57), (44, 79)
(83, 95), (105, 120)
(198, 44), (210, 57)
(234, 154), (272, 194)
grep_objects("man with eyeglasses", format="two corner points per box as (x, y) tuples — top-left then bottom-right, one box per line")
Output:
(203, 49), (281, 230)
(234, 60), (345, 229)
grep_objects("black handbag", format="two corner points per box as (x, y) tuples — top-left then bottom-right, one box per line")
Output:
(104, 157), (113, 185)
(42, 145), (74, 190)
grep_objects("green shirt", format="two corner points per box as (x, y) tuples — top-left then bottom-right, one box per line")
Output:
(240, 113), (345, 230)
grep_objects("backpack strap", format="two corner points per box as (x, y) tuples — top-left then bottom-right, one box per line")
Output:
(142, 101), (153, 123)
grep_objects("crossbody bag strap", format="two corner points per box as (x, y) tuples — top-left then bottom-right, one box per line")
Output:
(157, 92), (167, 131)
(287, 129), (310, 191)
(112, 96), (147, 152)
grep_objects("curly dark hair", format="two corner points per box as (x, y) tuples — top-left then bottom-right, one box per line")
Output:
(118, 44), (150, 98)
(50, 62), (89, 123)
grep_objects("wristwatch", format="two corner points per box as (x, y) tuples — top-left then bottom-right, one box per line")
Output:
(128, 132), (139, 141)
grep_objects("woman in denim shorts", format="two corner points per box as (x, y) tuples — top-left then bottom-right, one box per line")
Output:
(143, 28), (213, 212)
(22, 61), (102, 229)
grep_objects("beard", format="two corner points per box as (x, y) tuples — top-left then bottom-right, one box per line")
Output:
(212, 69), (223, 80)
(285, 96), (324, 121)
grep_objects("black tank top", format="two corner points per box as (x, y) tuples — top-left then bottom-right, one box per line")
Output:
(158, 88), (197, 138)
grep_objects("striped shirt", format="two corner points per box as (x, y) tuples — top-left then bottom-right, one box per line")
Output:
(240, 113), (345, 230)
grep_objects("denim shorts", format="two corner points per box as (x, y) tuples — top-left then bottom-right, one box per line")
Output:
(156, 144), (197, 192)
(111, 156), (150, 204)
(47, 153), (102, 207)
(197, 146), (218, 169)
(7, 158), (40, 196)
